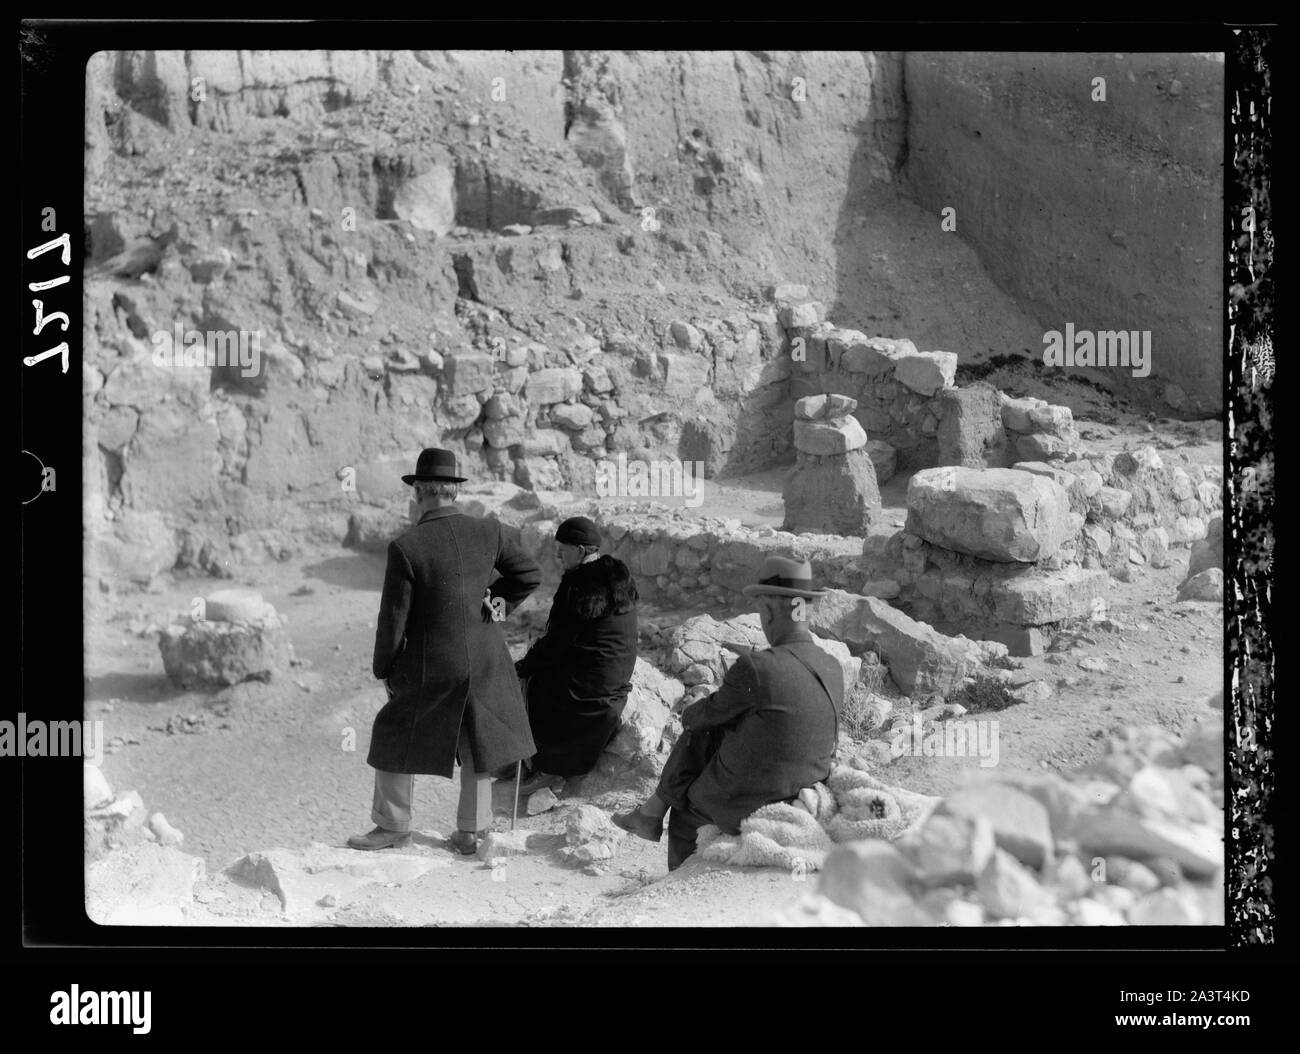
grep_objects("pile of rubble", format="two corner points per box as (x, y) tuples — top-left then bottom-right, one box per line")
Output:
(772, 701), (1225, 926)
(84, 764), (205, 925)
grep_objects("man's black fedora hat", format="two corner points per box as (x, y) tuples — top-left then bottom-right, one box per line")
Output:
(401, 448), (468, 485)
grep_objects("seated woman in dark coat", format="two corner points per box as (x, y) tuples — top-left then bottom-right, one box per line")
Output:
(513, 516), (639, 794)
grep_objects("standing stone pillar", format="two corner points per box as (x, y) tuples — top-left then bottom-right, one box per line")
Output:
(782, 394), (881, 536)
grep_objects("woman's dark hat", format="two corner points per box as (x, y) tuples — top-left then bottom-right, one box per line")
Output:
(741, 556), (828, 599)
(555, 516), (601, 547)
(401, 448), (468, 485)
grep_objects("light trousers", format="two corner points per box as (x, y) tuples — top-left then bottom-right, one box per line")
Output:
(370, 724), (492, 833)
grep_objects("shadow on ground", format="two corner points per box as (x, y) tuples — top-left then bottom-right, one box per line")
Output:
(302, 553), (387, 592)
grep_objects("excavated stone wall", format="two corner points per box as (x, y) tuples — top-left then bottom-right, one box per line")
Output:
(83, 49), (1222, 591)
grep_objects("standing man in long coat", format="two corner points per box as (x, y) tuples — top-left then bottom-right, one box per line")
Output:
(513, 516), (638, 795)
(347, 448), (542, 855)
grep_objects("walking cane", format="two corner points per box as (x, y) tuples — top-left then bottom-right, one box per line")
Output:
(512, 760), (521, 831)
(512, 673), (528, 831)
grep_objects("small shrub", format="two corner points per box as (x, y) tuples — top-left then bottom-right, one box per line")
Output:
(858, 661), (887, 695)
(952, 673), (1018, 714)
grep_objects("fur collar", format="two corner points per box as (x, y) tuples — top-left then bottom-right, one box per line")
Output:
(554, 555), (638, 620)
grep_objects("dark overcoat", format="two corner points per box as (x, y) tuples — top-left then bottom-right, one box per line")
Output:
(680, 637), (843, 834)
(514, 555), (638, 777)
(368, 505), (542, 777)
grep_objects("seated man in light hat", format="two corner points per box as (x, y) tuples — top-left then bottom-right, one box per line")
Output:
(613, 556), (843, 870)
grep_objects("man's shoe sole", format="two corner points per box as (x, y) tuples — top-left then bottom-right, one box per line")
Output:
(448, 832), (485, 856)
(347, 834), (412, 851)
(612, 812), (663, 843)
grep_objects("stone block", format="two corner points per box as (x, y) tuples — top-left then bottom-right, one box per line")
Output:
(906, 467), (1074, 563)
(818, 841), (930, 926)
(989, 568), (1109, 625)
(782, 449), (880, 535)
(1185, 513), (1223, 580)
(483, 417), (526, 449)
(793, 416), (868, 455)
(999, 395), (1047, 433)
(669, 320), (704, 351)
(1092, 486), (1133, 520)
(158, 616), (294, 688)
(582, 365), (613, 394)
(939, 784), (1054, 869)
(906, 813), (996, 887)
(778, 300), (826, 329)
(838, 337), (919, 377)
(865, 440), (897, 484)
(444, 353), (494, 396)
(1026, 403), (1075, 438)
(552, 403), (594, 430)
(810, 590), (971, 695)
(936, 382), (1009, 469)
(976, 849), (1053, 919)
(894, 351), (957, 396)
(525, 368), (582, 405)
(1176, 568), (1223, 602)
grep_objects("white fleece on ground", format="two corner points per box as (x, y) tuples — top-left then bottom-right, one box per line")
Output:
(695, 765), (940, 873)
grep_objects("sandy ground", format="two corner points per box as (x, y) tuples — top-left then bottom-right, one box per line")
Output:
(84, 417), (1223, 927)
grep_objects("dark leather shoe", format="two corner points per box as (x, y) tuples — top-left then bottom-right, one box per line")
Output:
(347, 826), (412, 851)
(518, 771), (563, 796)
(612, 809), (664, 843)
(448, 829), (486, 855)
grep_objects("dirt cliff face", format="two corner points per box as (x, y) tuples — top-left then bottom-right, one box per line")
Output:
(903, 52), (1224, 415)
(82, 49), (1221, 581)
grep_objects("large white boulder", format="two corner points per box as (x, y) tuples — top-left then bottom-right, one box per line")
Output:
(906, 467), (1074, 562)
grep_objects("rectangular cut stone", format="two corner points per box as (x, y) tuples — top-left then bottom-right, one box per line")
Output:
(906, 467), (1073, 563)
(810, 589), (971, 695)
(783, 448), (880, 535)
(1012, 461), (1091, 512)
(778, 300), (826, 329)
(1092, 486), (1133, 520)
(838, 337), (918, 378)
(444, 353), (495, 396)
(525, 367), (583, 405)
(658, 352), (712, 398)
(1027, 404), (1075, 438)
(990, 567), (1109, 624)
(999, 394), (1048, 433)
(937, 383), (1008, 468)
(793, 416), (867, 455)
